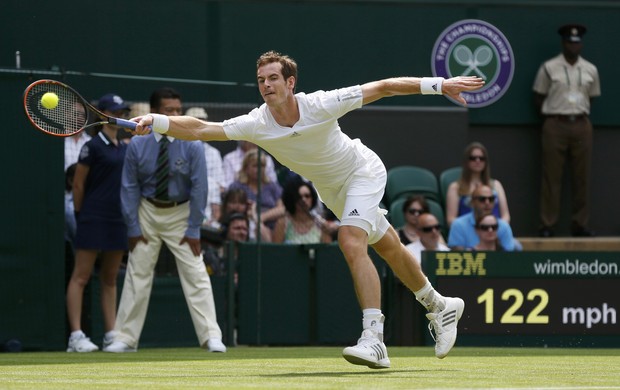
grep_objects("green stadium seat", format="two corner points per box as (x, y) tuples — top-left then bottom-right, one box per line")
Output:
(385, 165), (440, 205)
(439, 166), (462, 206)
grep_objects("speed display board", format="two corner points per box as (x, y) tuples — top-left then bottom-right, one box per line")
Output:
(422, 251), (620, 346)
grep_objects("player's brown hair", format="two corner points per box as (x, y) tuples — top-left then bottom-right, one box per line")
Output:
(257, 50), (298, 90)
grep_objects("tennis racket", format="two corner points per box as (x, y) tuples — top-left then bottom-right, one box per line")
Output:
(23, 79), (138, 137)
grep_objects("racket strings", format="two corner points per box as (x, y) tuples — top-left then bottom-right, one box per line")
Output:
(25, 83), (87, 136)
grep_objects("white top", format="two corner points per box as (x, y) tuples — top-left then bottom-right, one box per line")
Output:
(223, 86), (369, 190)
(406, 239), (450, 264)
(203, 142), (224, 222)
(64, 132), (92, 171)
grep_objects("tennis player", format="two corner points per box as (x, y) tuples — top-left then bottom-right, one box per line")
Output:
(132, 51), (484, 368)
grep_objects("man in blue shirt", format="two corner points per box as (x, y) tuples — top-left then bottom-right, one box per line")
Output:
(104, 87), (226, 353)
(448, 185), (516, 250)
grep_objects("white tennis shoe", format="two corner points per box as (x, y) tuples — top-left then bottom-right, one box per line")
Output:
(66, 333), (99, 353)
(426, 296), (465, 359)
(342, 329), (390, 369)
(207, 338), (227, 353)
(103, 341), (137, 353)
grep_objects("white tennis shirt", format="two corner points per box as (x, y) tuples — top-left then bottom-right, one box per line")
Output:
(223, 85), (379, 190)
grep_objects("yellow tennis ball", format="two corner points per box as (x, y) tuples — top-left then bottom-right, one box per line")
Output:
(41, 92), (59, 109)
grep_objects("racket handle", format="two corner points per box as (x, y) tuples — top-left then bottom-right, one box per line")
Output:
(111, 118), (138, 130)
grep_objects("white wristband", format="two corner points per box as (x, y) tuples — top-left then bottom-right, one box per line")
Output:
(420, 77), (444, 95)
(150, 114), (169, 134)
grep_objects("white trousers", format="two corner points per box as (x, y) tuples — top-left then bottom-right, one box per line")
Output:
(114, 199), (222, 348)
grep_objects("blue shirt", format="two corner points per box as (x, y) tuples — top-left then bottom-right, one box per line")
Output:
(78, 131), (127, 222)
(121, 133), (207, 239)
(448, 212), (515, 251)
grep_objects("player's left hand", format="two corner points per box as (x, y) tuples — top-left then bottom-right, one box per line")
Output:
(443, 76), (485, 106)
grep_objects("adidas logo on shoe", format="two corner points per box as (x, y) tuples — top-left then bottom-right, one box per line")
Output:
(342, 329), (390, 369)
(348, 209), (360, 217)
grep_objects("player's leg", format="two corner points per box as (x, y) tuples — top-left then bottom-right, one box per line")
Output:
(338, 225), (380, 309)
(333, 176), (391, 369)
(339, 225), (390, 369)
(371, 224), (464, 359)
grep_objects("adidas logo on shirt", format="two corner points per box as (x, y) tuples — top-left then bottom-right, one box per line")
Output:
(348, 209), (360, 217)
(290, 131), (301, 137)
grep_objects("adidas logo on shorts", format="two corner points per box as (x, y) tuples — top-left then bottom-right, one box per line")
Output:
(348, 209), (360, 217)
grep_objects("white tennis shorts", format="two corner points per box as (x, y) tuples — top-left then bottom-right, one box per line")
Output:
(317, 145), (390, 245)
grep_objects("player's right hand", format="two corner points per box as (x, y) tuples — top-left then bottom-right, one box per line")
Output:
(130, 115), (154, 136)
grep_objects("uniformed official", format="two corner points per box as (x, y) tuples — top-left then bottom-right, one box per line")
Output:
(533, 24), (601, 237)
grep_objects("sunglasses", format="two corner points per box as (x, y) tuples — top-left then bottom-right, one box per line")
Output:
(420, 224), (441, 233)
(477, 223), (499, 232)
(474, 195), (496, 203)
(407, 208), (424, 216)
(469, 155), (487, 162)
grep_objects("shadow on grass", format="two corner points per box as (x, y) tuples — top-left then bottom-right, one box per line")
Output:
(262, 368), (460, 378)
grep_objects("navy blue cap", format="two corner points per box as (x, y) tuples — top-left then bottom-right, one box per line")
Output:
(97, 93), (130, 112)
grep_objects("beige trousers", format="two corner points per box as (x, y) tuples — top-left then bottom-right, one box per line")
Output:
(114, 199), (222, 348)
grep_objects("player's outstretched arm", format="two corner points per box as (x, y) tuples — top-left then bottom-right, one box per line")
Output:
(361, 76), (484, 106)
(130, 115), (229, 142)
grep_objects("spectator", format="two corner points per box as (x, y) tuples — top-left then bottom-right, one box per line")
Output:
(395, 195), (430, 245)
(64, 163), (77, 249)
(220, 188), (271, 242)
(222, 212), (250, 243)
(202, 212), (250, 277)
(448, 185), (517, 251)
(405, 213), (449, 264)
(533, 24), (600, 237)
(228, 149), (284, 231)
(222, 141), (278, 188)
(64, 132), (91, 171)
(105, 87), (226, 353)
(185, 106), (225, 226)
(473, 213), (504, 251)
(445, 142), (510, 227)
(273, 178), (332, 244)
(65, 93), (130, 353)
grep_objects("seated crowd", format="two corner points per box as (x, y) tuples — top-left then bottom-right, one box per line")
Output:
(210, 139), (520, 263)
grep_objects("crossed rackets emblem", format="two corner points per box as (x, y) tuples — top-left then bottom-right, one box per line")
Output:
(453, 44), (493, 80)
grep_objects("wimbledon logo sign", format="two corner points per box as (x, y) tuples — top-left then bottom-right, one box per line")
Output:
(431, 19), (514, 108)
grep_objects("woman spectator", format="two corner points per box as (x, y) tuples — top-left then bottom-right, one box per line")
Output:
(473, 213), (504, 251)
(445, 142), (511, 227)
(273, 179), (333, 244)
(396, 195), (430, 245)
(228, 149), (284, 231)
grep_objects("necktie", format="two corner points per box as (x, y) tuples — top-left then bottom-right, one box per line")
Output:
(155, 137), (170, 200)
